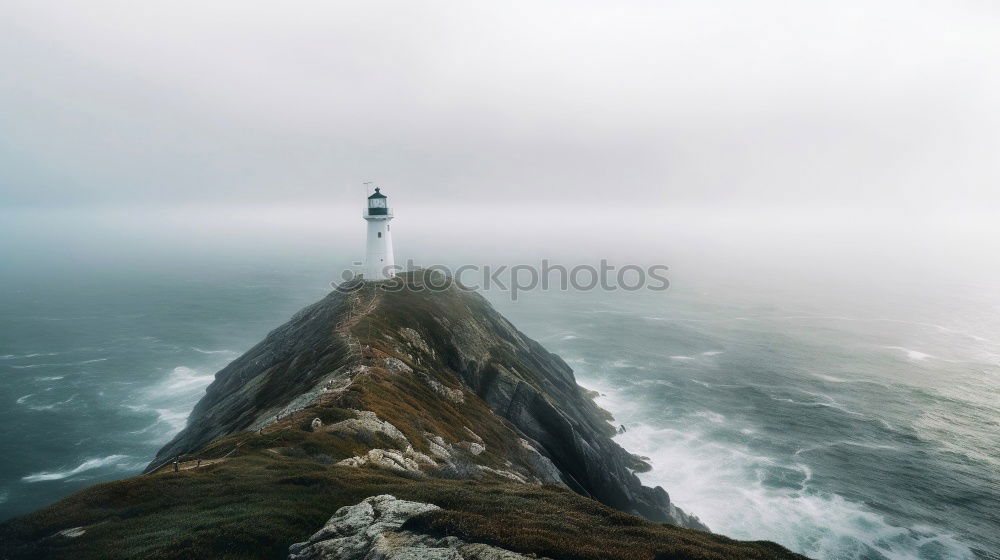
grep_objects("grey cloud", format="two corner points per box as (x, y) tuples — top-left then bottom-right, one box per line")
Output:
(1, 0), (998, 212)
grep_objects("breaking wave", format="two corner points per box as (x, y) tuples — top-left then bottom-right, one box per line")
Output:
(191, 347), (238, 356)
(158, 366), (214, 394)
(884, 346), (933, 362)
(608, 408), (974, 559)
(124, 366), (214, 442)
(9, 358), (108, 370)
(16, 394), (77, 411)
(21, 455), (131, 483)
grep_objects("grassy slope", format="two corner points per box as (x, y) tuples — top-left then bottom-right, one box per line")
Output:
(0, 433), (806, 560)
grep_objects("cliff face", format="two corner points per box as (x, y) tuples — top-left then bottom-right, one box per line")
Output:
(147, 290), (355, 470)
(149, 272), (701, 528)
(1, 271), (807, 560)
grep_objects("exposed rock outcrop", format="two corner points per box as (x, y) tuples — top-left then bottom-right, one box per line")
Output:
(365, 275), (707, 529)
(325, 410), (409, 445)
(288, 495), (537, 560)
(336, 446), (436, 473)
(146, 288), (357, 470)
(145, 272), (705, 529)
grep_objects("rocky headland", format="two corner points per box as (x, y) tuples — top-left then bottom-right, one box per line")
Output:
(0, 271), (806, 560)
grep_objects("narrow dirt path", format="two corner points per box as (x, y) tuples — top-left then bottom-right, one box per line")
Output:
(335, 282), (381, 358)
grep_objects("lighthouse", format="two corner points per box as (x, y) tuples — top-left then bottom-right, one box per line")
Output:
(363, 187), (395, 280)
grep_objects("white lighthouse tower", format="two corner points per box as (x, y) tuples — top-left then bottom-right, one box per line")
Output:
(363, 187), (395, 280)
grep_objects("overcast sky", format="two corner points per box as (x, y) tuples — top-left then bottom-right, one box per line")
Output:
(2, 0), (998, 215)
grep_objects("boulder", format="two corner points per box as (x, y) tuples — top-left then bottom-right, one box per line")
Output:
(383, 357), (412, 373)
(326, 410), (409, 445)
(336, 445), (437, 474)
(288, 495), (536, 560)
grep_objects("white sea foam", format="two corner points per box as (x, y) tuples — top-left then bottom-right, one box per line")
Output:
(22, 394), (77, 411)
(694, 410), (726, 424)
(585, 377), (976, 560)
(160, 366), (214, 394)
(794, 441), (900, 457)
(16, 394), (34, 404)
(1, 352), (61, 360)
(154, 408), (190, 433)
(670, 355), (695, 361)
(0, 488), (8, 504)
(124, 405), (191, 438)
(560, 334), (579, 340)
(35, 375), (65, 381)
(610, 359), (644, 369)
(9, 358), (108, 369)
(782, 389), (866, 417)
(614, 421), (974, 560)
(125, 366), (213, 441)
(701, 351), (724, 356)
(884, 346), (933, 361)
(635, 379), (674, 388)
(21, 455), (131, 483)
(191, 347), (239, 356)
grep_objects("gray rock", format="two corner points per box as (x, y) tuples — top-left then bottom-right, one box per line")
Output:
(383, 357), (412, 373)
(336, 445), (437, 473)
(419, 373), (465, 404)
(457, 441), (485, 456)
(518, 438), (564, 484)
(424, 433), (453, 460)
(428, 442), (451, 460)
(326, 410), (409, 445)
(55, 527), (86, 538)
(289, 495), (537, 560)
(307, 501), (375, 543)
(478, 466), (528, 484)
(399, 327), (434, 356)
(462, 427), (484, 444)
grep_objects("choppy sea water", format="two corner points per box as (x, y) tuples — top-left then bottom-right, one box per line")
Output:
(0, 263), (331, 520)
(1, 262), (998, 560)
(496, 284), (1000, 560)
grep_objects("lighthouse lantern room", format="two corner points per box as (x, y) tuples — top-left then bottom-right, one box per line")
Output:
(363, 187), (395, 280)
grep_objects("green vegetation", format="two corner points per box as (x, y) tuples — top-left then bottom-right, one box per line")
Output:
(0, 444), (804, 560)
(406, 485), (805, 560)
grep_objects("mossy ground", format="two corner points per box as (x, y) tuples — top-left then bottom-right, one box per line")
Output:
(0, 438), (805, 560)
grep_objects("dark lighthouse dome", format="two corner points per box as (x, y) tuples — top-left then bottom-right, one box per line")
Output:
(367, 187), (388, 215)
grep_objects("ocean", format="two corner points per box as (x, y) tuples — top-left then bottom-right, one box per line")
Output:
(1, 256), (998, 560)
(495, 282), (1000, 560)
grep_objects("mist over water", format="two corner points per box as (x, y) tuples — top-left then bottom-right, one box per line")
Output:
(1, 209), (998, 560)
